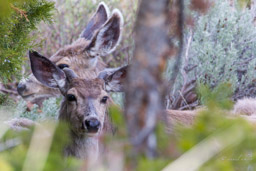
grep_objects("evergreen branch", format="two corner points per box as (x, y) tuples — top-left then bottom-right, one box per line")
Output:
(10, 4), (29, 22)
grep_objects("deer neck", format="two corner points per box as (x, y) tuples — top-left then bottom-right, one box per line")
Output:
(65, 132), (99, 159)
(58, 102), (99, 160)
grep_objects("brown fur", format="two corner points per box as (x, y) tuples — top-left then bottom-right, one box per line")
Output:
(69, 78), (103, 98)
(166, 109), (197, 126)
(166, 98), (256, 127)
(18, 38), (106, 104)
(52, 38), (106, 74)
(232, 98), (256, 115)
(57, 77), (110, 160)
(17, 3), (124, 104)
(9, 77), (115, 160)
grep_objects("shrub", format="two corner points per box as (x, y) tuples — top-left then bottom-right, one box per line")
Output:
(191, 0), (256, 91)
(166, 0), (256, 108)
(15, 98), (60, 121)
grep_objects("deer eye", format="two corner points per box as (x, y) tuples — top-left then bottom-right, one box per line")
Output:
(100, 96), (108, 104)
(67, 94), (76, 101)
(58, 64), (69, 69)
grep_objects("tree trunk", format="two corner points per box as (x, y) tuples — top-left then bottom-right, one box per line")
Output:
(124, 0), (170, 158)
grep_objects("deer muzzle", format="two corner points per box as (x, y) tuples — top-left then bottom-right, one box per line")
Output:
(84, 118), (101, 133)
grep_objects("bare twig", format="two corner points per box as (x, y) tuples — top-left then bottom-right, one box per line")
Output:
(181, 29), (193, 92)
(179, 100), (199, 110)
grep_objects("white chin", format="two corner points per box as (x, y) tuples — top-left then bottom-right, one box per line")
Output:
(86, 132), (99, 137)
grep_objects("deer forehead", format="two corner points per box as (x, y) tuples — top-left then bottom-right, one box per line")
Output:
(68, 79), (105, 99)
(54, 38), (90, 57)
(50, 39), (97, 69)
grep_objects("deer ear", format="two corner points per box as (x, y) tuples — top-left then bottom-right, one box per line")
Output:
(98, 65), (128, 92)
(80, 2), (109, 40)
(86, 9), (123, 57)
(29, 51), (66, 90)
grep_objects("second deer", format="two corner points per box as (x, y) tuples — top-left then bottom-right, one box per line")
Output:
(17, 2), (124, 106)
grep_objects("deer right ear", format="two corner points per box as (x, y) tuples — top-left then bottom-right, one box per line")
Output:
(29, 51), (66, 90)
(98, 65), (128, 92)
(80, 2), (109, 40)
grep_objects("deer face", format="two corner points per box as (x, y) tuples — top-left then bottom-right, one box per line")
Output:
(17, 2), (123, 104)
(29, 49), (127, 137)
(61, 78), (109, 136)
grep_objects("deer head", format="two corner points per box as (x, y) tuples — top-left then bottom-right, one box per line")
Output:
(29, 48), (127, 137)
(28, 49), (127, 159)
(17, 2), (123, 105)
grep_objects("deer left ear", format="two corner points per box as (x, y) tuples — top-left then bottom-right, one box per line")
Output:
(80, 2), (110, 40)
(29, 50), (66, 92)
(86, 9), (123, 57)
(98, 65), (128, 92)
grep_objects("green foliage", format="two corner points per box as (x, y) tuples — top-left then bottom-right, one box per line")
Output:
(0, 93), (16, 107)
(0, 122), (80, 171)
(104, 105), (127, 144)
(237, 0), (251, 9)
(109, 105), (125, 127)
(0, 127), (33, 170)
(191, 0), (256, 89)
(0, 94), (9, 105)
(42, 123), (81, 171)
(197, 83), (234, 110)
(137, 157), (169, 171)
(0, 0), (54, 82)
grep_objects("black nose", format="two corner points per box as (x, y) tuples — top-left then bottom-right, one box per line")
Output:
(85, 119), (100, 133)
(17, 83), (26, 95)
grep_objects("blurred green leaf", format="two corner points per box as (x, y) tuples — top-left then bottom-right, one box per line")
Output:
(237, 0), (251, 9)
(0, 158), (13, 171)
(197, 83), (233, 110)
(137, 157), (169, 171)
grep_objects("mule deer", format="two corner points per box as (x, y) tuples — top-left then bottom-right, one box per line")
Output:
(17, 2), (123, 106)
(28, 46), (127, 160)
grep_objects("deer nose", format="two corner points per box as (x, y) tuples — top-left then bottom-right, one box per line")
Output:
(85, 118), (100, 133)
(17, 83), (26, 95)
